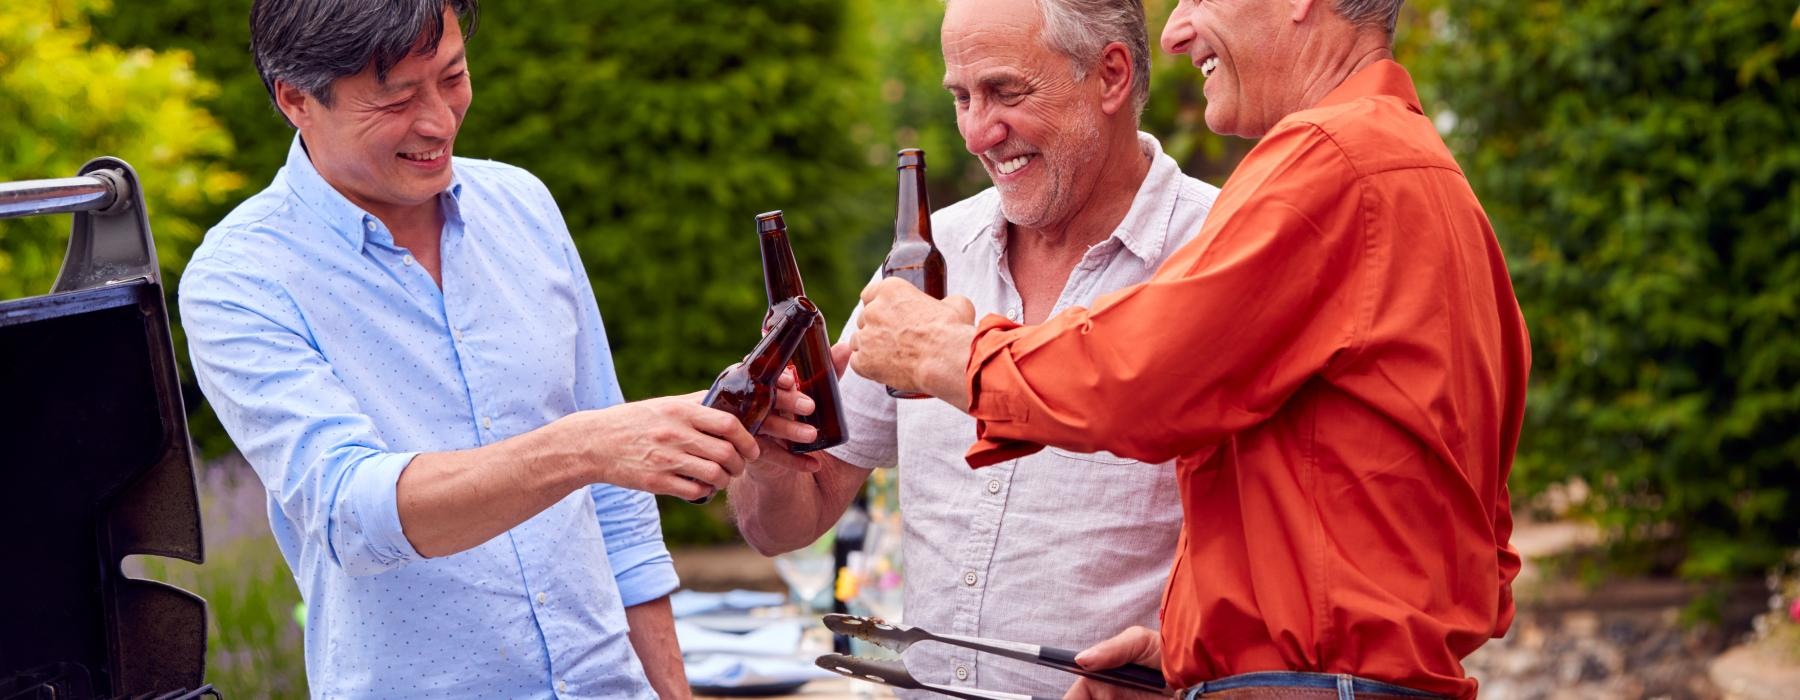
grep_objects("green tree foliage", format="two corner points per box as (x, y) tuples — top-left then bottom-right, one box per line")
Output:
(0, 0), (242, 301)
(1412, 0), (1800, 575)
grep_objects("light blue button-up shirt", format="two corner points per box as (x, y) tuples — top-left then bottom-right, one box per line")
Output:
(181, 137), (673, 698)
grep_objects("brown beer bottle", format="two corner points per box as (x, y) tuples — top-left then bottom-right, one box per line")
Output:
(687, 298), (818, 504)
(756, 210), (848, 453)
(880, 148), (948, 399)
(703, 297), (817, 434)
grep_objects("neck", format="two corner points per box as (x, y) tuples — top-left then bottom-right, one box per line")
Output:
(1012, 127), (1150, 253)
(1290, 31), (1394, 115)
(366, 198), (445, 246)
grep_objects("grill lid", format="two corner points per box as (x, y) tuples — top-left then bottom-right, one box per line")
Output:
(0, 158), (208, 697)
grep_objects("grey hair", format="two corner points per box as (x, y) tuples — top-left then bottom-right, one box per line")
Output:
(1036, 0), (1153, 117)
(251, 0), (478, 121)
(1333, 0), (1404, 37)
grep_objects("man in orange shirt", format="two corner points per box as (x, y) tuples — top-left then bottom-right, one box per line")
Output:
(846, 0), (1528, 698)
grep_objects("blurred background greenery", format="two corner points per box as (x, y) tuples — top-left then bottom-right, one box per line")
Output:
(3, 0), (1799, 695)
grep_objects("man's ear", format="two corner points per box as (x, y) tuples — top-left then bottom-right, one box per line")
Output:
(1289, 0), (1320, 23)
(273, 80), (315, 129)
(1095, 40), (1134, 116)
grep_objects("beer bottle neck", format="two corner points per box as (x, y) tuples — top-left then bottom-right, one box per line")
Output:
(748, 305), (815, 383)
(895, 167), (931, 244)
(760, 229), (807, 303)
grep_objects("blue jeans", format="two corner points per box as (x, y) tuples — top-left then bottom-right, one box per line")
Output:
(1179, 671), (1443, 699)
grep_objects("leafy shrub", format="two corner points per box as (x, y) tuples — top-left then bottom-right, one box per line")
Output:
(1412, 0), (1800, 575)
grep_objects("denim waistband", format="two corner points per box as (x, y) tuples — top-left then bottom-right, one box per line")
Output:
(1179, 671), (1444, 699)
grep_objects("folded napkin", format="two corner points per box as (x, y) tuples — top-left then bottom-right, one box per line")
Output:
(671, 589), (788, 618)
(685, 654), (836, 688)
(676, 619), (804, 657)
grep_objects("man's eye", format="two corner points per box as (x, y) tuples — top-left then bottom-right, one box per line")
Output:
(382, 99), (411, 112)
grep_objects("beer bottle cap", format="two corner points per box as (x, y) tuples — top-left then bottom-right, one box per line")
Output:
(756, 210), (786, 233)
(897, 148), (926, 169)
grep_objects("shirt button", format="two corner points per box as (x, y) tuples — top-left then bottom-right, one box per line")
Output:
(1006, 307), (1021, 321)
(986, 480), (1001, 495)
(364, 219), (376, 232)
(962, 571), (978, 586)
(403, 255), (415, 266)
(954, 665), (970, 681)
(454, 328), (465, 342)
(482, 416), (494, 430)
(536, 592), (548, 605)
(556, 679), (568, 693)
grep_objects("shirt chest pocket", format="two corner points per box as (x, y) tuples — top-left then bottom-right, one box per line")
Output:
(1046, 447), (1140, 465)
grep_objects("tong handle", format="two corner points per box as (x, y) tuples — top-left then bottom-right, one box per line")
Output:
(1035, 645), (1167, 693)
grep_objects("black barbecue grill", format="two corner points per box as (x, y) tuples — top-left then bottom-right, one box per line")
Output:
(0, 159), (216, 699)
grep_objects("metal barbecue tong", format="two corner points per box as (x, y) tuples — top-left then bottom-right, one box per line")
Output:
(814, 613), (1167, 699)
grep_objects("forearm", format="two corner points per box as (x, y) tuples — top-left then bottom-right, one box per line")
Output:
(731, 451), (867, 556)
(396, 422), (590, 558)
(625, 595), (690, 699)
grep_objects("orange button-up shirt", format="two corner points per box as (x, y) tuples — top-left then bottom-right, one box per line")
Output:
(962, 61), (1527, 699)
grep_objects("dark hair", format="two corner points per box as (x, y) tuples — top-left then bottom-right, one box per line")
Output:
(251, 0), (478, 118)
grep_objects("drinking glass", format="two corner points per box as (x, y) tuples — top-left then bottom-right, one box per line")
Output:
(773, 531), (836, 614)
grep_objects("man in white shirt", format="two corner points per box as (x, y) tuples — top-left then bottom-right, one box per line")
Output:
(730, 0), (1218, 695)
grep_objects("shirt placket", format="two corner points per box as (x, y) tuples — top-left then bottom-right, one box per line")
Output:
(437, 215), (562, 688)
(946, 456), (1017, 689)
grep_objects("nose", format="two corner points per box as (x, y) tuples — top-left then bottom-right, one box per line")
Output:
(959, 100), (1008, 157)
(413, 87), (457, 140)
(1161, 4), (1196, 56)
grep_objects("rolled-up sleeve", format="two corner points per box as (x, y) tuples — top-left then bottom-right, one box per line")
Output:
(591, 484), (679, 606)
(964, 122), (1364, 468)
(181, 247), (422, 576)
(826, 297), (901, 470)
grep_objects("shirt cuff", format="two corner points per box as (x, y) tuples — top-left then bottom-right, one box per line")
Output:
(963, 314), (1048, 469)
(610, 539), (681, 607)
(331, 450), (423, 576)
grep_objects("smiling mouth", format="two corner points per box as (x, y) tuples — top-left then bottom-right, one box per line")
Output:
(995, 154), (1033, 175)
(398, 146), (447, 162)
(1201, 56), (1220, 79)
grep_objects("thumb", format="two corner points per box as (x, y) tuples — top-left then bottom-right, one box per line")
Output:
(1073, 626), (1162, 671)
(831, 339), (853, 377)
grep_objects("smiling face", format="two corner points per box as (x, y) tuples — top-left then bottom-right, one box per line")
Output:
(276, 8), (471, 224)
(941, 0), (1116, 231)
(1160, 0), (1297, 138)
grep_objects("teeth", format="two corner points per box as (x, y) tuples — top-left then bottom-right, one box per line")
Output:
(400, 148), (445, 161)
(1201, 56), (1220, 78)
(995, 155), (1030, 175)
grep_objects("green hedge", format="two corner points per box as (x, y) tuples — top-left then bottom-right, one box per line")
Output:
(1413, 0), (1800, 575)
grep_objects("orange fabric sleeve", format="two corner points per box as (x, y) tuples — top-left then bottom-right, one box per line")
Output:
(964, 123), (1366, 468)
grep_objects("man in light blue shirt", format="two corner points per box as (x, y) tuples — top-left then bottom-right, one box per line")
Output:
(181, 1), (806, 696)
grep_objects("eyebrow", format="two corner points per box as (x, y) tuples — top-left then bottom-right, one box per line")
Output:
(944, 72), (1028, 92)
(377, 48), (468, 96)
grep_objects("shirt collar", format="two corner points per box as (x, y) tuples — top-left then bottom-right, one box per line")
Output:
(281, 134), (466, 252)
(1314, 59), (1423, 115)
(981, 131), (1180, 263)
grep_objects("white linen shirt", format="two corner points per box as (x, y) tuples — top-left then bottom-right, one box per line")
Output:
(832, 132), (1220, 696)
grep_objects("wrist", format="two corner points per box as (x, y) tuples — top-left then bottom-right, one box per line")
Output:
(925, 324), (977, 410)
(517, 414), (601, 494)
